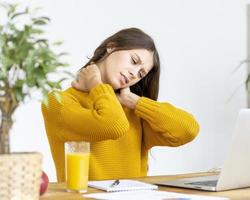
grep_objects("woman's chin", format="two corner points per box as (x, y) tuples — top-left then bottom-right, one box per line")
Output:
(108, 79), (129, 90)
(108, 83), (119, 90)
(114, 85), (122, 90)
(108, 81), (122, 90)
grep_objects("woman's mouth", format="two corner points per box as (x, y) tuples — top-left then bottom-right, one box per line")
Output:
(120, 73), (129, 85)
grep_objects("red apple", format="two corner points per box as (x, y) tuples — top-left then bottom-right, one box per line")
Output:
(40, 170), (49, 196)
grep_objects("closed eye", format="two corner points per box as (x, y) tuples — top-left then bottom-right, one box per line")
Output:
(138, 72), (143, 78)
(138, 70), (146, 79)
(131, 56), (137, 65)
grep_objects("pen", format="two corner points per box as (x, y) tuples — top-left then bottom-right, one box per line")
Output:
(110, 179), (120, 187)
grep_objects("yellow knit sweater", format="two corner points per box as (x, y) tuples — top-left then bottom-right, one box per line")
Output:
(41, 84), (199, 182)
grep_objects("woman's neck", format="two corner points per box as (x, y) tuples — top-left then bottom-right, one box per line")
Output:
(96, 61), (108, 84)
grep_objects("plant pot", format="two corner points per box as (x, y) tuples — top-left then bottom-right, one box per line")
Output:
(0, 152), (42, 200)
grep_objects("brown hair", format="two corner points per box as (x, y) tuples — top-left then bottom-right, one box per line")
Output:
(82, 27), (160, 100)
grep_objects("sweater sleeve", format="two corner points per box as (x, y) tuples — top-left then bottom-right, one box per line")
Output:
(134, 97), (199, 149)
(41, 84), (130, 142)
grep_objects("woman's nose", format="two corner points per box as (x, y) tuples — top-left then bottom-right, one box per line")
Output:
(128, 67), (139, 79)
(128, 71), (136, 79)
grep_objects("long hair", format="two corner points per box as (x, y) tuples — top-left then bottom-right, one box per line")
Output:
(81, 27), (160, 100)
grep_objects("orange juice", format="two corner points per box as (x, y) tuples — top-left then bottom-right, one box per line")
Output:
(66, 152), (90, 192)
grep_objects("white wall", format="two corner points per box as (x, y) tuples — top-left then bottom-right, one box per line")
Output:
(8, 0), (247, 182)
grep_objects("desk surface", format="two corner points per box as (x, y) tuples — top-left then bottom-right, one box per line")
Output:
(40, 172), (250, 200)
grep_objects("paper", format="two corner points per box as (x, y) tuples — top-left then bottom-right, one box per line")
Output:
(84, 190), (229, 200)
(88, 179), (158, 192)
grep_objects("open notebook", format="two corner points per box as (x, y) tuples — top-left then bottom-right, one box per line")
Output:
(88, 179), (158, 192)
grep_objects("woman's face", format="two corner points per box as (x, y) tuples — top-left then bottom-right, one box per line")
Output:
(99, 49), (154, 90)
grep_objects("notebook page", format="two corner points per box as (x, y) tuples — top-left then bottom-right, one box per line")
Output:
(88, 179), (158, 192)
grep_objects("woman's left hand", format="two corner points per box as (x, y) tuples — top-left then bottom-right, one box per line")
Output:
(116, 87), (140, 110)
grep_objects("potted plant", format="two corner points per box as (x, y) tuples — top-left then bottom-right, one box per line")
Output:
(0, 2), (71, 199)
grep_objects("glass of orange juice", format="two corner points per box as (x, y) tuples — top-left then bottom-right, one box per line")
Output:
(65, 141), (90, 193)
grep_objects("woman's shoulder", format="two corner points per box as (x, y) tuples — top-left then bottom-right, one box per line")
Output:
(61, 87), (88, 98)
(42, 87), (89, 112)
(61, 87), (91, 106)
(44, 87), (87, 106)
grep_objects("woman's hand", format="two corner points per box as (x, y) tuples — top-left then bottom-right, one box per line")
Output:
(71, 63), (103, 92)
(116, 87), (140, 110)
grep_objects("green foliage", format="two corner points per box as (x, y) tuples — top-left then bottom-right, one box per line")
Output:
(0, 2), (73, 107)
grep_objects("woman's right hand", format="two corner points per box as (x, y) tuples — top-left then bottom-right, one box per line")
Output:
(71, 63), (103, 92)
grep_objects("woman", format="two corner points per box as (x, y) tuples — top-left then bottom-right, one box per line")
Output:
(41, 27), (199, 182)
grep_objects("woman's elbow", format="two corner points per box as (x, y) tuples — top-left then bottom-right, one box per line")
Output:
(174, 118), (200, 146)
(185, 118), (200, 143)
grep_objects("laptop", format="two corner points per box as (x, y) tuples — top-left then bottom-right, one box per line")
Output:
(155, 109), (250, 191)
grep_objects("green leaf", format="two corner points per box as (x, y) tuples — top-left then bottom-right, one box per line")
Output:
(7, 3), (18, 18)
(33, 19), (47, 25)
(31, 16), (50, 22)
(52, 91), (62, 104)
(57, 52), (69, 57)
(13, 86), (25, 101)
(47, 81), (61, 89)
(32, 17), (50, 26)
(10, 11), (28, 20)
(42, 92), (49, 107)
(52, 41), (63, 46)
(56, 62), (69, 67)
(14, 79), (25, 87)
(35, 39), (48, 44)
(58, 77), (67, 84)
(30, 29), (44, 34)
(38, 16), (50, 22)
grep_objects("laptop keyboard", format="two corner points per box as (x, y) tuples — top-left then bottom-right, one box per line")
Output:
(186, 180), (218, 187)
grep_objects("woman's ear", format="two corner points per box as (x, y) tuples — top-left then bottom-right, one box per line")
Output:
(106, 42), (116, 53)
(106, 47), (113, 53)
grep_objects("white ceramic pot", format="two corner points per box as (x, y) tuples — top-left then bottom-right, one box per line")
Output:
(0, 152), (42, 200)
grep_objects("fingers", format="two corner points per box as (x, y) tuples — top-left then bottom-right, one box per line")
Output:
(78, 63), (98, 75)
(119, 87), (131, 95)
(72, 62), (102, 92)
